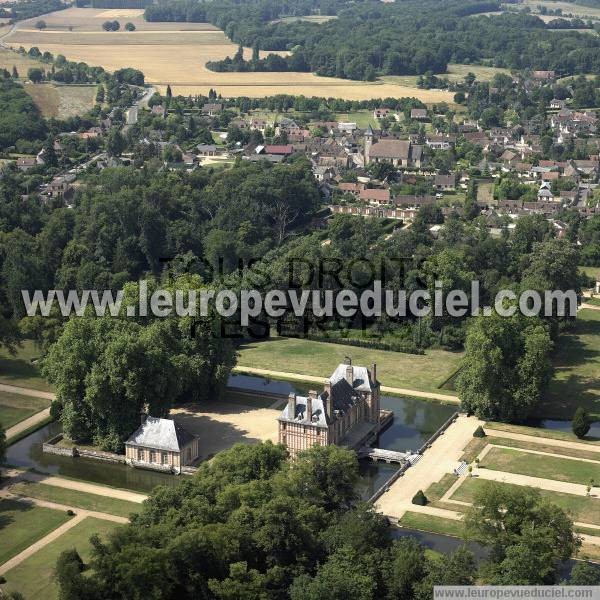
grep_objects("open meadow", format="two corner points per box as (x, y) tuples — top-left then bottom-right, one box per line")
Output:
(5, 7), (457, 102)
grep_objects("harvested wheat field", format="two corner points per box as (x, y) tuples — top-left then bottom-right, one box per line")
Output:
(23, 82), (96, 118)
(7, 7), (456, 102)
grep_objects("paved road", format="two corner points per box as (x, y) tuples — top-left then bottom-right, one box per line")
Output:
(376, 414), (484, 519)
(2, 469), (148, 503)
(233, 366), (460, 404)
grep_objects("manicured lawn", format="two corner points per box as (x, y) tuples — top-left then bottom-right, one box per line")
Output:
(423, 473), (457, 502)
(580, 265), (600, 281)
(334, 111), (380, 129)
(485, 421), (600, 445)
(0, 340), (53, 392)
(398, 511), (465, 538)
(1, 517), (121, 600)
(481, 447), (600, 486)
(451, 477), (600, 526)
(7, 481), (141, 519)
(0, 499), (72, 564)
(237, 336), (463, 393)
(543, 309), (600, 420)
(0, 390), (50, 429)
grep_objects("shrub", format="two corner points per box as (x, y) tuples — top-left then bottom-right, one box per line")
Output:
(35, 20), (46, 30)
(124, 22), (136, 31)
(572, 407), (591, 439)
(67, 509), (75, 516)
(412, 490), (427, 506)
(473, 425), (486, 438)
(0, 576), (6, 584)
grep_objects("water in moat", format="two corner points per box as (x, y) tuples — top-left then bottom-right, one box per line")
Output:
(7, 374), (455, 496)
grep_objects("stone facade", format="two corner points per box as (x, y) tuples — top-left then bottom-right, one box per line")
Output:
(278, 360), (380, 458)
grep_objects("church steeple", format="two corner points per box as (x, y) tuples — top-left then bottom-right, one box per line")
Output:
(364, 124), (374, 165)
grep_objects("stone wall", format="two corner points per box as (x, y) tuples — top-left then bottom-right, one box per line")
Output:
(42, 433), (125, 463)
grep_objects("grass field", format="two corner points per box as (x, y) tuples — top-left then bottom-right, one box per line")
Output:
(23, 82), (96, 118)
(581, 265), (600, 281)
(0, 499), (72, 565)
(543, 309), (600, 419)
(6, 481), (141, 518)
(485, 421), (600, 444)
(0, 47), (50, 77)
(481, 446), (600, 485)
(0, 390), (49, 429)
(520, 0), (600, 19)
(236, 336), (463, 392)
(0, 340), (53, 392)
(5, 7), (456, 102)
(1, 516), (121, 600)
(451, 477), (600, 525)
(398, 511), (465, 538)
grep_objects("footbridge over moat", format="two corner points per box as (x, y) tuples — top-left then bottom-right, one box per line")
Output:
(357, 447), (421, 464)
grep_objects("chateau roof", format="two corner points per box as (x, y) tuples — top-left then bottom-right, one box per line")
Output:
(125, 417), (196, 452)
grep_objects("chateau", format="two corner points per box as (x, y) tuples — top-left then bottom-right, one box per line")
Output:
(278, 360), (381, 457)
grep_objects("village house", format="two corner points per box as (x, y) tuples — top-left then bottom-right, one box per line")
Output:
(426, 134), (456, 150)
(202, 102), (223, 116)
(197, 144), (218, 157)
(278, 360), (381, 458)
(125, 416), (199, 473)
(16, 157), (37, 172)
(44, 176), (74, 200)
(359, 187), (391, 204)
(434, 173), (456, 192)
(410, 108), (428, 120)
(373, 108), (392, 119)
(338, 122), (357, 134)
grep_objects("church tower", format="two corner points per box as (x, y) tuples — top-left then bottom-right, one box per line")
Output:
(364, 124), (374, 165)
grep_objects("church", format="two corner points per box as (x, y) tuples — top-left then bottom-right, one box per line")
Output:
(364, 124), (424, 168)
(277, 359), (381, 457)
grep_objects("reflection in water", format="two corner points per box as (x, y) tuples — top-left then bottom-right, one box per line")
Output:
(528, 418), (600, 439)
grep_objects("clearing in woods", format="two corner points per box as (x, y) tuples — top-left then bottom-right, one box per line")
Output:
(5, 7), (457, 102)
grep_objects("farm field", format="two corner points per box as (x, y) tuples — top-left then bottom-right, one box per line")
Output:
(519, 0), (600, 18)
(0, 389), (49, 429)
(5, 7), (457, 102)
(1, 517), (121, 600)
(23, 82), (96, 118)
(0, 47), (49, 77)
(236, 336), (463, 393)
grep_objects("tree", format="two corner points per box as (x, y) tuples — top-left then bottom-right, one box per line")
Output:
(42, 276), (236, 450)
(11, 65), (18, 78)
(27, 68), (43, 83)
(124, 22), (136, 31)
(572, 407), (591, 439)
(457, 311), (553, 422)
(35, 20), (46, 30)
(465, 481), (580, 583)
(95, 85), (105, 103)
(412, 490), (427, 505)
(567, 562), (600, 585)
(106, 128), (125, 157)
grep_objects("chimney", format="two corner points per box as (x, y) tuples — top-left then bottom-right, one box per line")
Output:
(288, 393), (296, 418)
(345, 365), (354, 386)
(370, 363), (377, 384)
(307, 391), (317, 421)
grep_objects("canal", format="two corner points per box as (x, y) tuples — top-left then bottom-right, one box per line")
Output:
(7, 374), (456, 496)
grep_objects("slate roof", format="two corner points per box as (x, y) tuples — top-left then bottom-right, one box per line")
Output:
(125, 417), (196, 452)
(279, 363), (376, 427)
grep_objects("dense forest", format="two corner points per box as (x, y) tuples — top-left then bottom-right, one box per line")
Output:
(0, 0), (64, 20)
(53, 442), (596, 599)
(146, 0), (600, 80)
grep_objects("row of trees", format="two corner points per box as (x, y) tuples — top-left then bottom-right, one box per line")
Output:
(54, 442), (599, 598)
